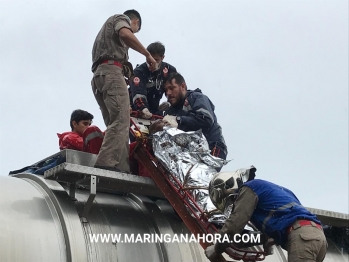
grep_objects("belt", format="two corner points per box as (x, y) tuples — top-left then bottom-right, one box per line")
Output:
(287, 220), (322, 234)
(101, 60), (122, 68)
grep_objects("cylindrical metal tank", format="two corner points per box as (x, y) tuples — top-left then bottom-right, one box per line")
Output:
(0, 174), (347, 262)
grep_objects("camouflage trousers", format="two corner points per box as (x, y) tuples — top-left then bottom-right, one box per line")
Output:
(91, 64), (130, 172)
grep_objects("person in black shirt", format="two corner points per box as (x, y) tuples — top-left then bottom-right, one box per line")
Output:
(129, 42), (177, 118)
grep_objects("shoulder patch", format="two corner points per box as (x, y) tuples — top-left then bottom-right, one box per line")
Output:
(184, 99), (189, 107)
(133, 77), (140, 86)
(163, 67), (169, 78)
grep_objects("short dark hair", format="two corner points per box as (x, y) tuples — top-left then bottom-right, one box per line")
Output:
(124, 9), (142, 31)
(166, 72), (186, 86)
(149, 119), (165, 135)
(70, 109), (94, 131)
(147, 42), (165, 57)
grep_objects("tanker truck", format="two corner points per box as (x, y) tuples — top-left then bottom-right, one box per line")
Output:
(1, 145), (348, 262)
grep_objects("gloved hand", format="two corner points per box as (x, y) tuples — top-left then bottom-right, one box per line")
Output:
(263, 238), (275, 256)
(158, 101), (171, 111)
(141, 108), (153, 119)
(204, 245), (223, 262)
(163, 115), (178, 128)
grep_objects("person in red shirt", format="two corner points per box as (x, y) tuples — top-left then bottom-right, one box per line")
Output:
(57, 109), (104, 154)
(58, 110), (164, 178)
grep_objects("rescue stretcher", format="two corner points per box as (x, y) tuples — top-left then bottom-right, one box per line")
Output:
(10, 112), (267, 262)
(129, 112), (267, 262)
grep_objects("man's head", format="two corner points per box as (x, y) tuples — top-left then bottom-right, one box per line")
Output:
(70, 109), (93, 135)
(124, 9), (142, 33)
(164, 73), (187, 107)
(147, 120), (165, 147)
(149, 119), (165, 135)
(209, 167), (257, 212)
(147, 42), (165, 69)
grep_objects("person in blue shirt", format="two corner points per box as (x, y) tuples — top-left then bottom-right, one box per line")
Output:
(205, 167), (327, 262)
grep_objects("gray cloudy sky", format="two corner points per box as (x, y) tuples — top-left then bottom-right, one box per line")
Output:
(0, 0), (347, 213)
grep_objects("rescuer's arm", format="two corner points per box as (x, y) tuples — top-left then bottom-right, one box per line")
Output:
(119, 28), (156, 71)
(130, 69), (149, 110)
(214, 186), (258, 254)
(59, 133), (83, 151)
(178, 93), (215, 131)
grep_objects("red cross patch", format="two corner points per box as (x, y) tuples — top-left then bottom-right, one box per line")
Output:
(163, 67), (168, 78)
(133, 77), (140, 86)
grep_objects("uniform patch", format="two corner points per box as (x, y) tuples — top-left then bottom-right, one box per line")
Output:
(184, 99), (189, 107)
(133, 77), (140, 86)
(163, 67), (168, 78)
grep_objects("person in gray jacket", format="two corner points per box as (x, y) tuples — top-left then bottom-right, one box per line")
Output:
(163, 73), (227, 162)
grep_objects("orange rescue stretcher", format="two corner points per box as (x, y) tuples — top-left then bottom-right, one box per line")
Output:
(129, 111), (266, 262)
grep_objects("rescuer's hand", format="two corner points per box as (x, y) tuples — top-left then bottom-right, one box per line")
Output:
(146, 54), (157, 72)
(141, 108), (153, 119)
(163, 115), (178, 128)
(158, 101), (171, 111)
(205, 245), (223, 262)
(263, 238), (275, 255)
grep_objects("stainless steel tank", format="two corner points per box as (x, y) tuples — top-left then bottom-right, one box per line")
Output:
(0, 174), (347, 262)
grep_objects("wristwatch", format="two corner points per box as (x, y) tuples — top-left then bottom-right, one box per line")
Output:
(176, 116), (181, 124)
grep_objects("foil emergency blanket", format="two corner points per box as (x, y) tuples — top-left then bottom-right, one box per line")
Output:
(152, 128), (228, 223)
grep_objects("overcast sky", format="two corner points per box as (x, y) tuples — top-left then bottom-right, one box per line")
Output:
(0, 0), (347, 213)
